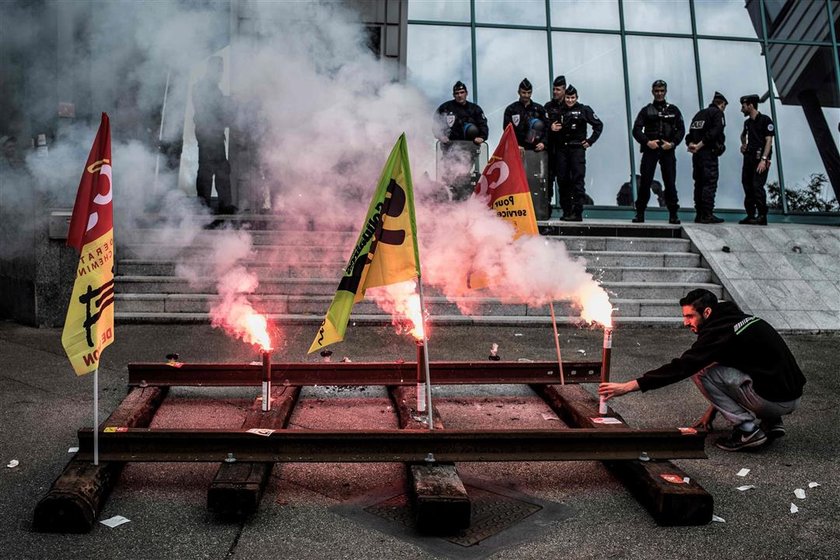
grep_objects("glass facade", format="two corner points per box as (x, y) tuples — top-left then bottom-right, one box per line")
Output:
(406, 0), (840, 213)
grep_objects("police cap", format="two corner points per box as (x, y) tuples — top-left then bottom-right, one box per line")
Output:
(712, 91), (728, 104)
(553, 75), (566, 87)
(519, 78), (532, 92)
(452, 81), (467, 94)
(565, 84), (577, 96)
(740, 94), (760, 107)
(652, 79), (667, 89)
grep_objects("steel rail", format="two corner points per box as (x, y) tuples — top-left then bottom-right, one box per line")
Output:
(76, 427), (706, 463)
(127, 361), (602, 387)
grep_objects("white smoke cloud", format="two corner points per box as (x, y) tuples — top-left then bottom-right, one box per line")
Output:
(0, 0), (611, 335)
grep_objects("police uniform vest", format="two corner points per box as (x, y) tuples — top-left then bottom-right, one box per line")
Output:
(634, 101), (684, 149)
(436, 100), (488, 142)
(742, 113), (774, 160)
(503, 100), (548, 148)
(559, 103), (602, 145)
(687, 104), (726, 155)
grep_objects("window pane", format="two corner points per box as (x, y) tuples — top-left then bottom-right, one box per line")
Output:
(407, 24), (473, 104)
(408, 0), (470, 23)
(698, 39), (775, 209)
(626, 36), (698, 207)
(550, 0), (620, 31)
(475, 0), (546, 27)
(760, 42), (838, 213)
(623, 0), (691, 34)
(475, 28), (550, 146)
(774, 102), (840, 212)
(551, 32), (629, 204)
(695, 0), (759, 38)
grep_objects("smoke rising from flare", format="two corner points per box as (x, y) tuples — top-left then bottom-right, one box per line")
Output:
(368, 280), (426, 340)
(417, 197), (614, 326)
(210, 266), (273, 351)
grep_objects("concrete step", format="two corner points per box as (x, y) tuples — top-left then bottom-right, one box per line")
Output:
(114, 293), (686, 320)
(114, 275), (721, 301)
(122, 228), (358, 247)
(113, 311), (683, 327)
(116, 260), (710, 283)
(118, 235), (692, 260)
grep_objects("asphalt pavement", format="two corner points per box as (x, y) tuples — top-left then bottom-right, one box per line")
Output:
(1, 321), (838, 559)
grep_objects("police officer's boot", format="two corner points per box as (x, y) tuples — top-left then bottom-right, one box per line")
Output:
(756, 214), (768, 226)
(668, 207), (681, 225)
(631, 203), (645, 223)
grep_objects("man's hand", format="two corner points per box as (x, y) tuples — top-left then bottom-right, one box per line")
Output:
(535, 142), (545, 152)
(598, 380), (639, 401)
(692, 405), (718, 431)
(661, 141), (673, 151)
(756, 159), (769, 173)
(687, 142), (700, 154)
(740, 143), (747, 154)
(646, 140), (659, 150)
(581, 140), (590, 149)
(551, 122), (561, 132)
(474, 137), (485, 145)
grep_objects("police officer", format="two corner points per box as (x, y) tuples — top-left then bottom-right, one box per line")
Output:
(739, 94), (774, 225)
(556, 84), (603, 222)
(687, 92), (728, 224)
(435, 81), (488, 200)
(434, 81), (489, 146)
(545, 75), (567, 217)
(631, 79), (685, 224)
(503, 78), (548, 152)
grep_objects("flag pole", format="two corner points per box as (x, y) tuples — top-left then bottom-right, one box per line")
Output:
(417, 279), (434, 430)
(93, 367), (99, 466)
(548, 301), (565, 385)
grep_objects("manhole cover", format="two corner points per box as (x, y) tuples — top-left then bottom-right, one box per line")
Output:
(333, 476), (573, 559)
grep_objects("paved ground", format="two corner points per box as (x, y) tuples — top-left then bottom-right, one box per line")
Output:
(1, 321), (838, 559)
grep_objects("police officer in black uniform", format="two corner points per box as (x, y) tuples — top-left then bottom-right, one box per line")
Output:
(738, 94), (774, 226)
(687, 92), (728, 224)
(435, 81), (489, 200)
(545, 75), (567, 217)
(631, 79), (685, 224)
(556, 84), (603, 222)
(435, 81), (489, 146)
(503, 78), (548, 152)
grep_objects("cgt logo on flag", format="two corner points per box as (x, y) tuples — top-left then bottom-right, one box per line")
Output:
(61, 113), (116, 375)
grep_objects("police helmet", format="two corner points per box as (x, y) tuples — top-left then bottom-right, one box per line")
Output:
(462, 123), (479, 140)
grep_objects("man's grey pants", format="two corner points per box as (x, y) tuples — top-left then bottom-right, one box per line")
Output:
(692, 364), (799, 428)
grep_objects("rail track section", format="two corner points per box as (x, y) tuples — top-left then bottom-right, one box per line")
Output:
(33, 360), (712, 533)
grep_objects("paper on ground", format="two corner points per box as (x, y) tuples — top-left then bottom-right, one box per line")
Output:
(808, 482), (820, 488)
(790, 503), (799, 514)
(100, 515), (131, 528)
(736, 468), (750, 477)
(794, 488), (806, 499)
(68, 447), (79, 453)
(736, 485), (755, 491)
(541, 413), (559, 421)
(711, 514), (725, 523)
(6, 459), (19, 468)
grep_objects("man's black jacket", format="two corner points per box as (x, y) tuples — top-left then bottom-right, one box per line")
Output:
(636, 302), (805, 402)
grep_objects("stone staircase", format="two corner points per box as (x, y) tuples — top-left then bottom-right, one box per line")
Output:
(113, 217), (724, 326)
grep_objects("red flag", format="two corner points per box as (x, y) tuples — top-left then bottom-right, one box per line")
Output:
(67, 113), (113, 251)
(62, 113), (115, 375)
(474, 123), (538, 238)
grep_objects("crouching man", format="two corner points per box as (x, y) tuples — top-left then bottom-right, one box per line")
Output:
(599, 289), (805, 451)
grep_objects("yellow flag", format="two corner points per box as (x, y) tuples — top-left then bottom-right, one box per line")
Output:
(309, 134), (420, 353)
(61, 113), (115, 375)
